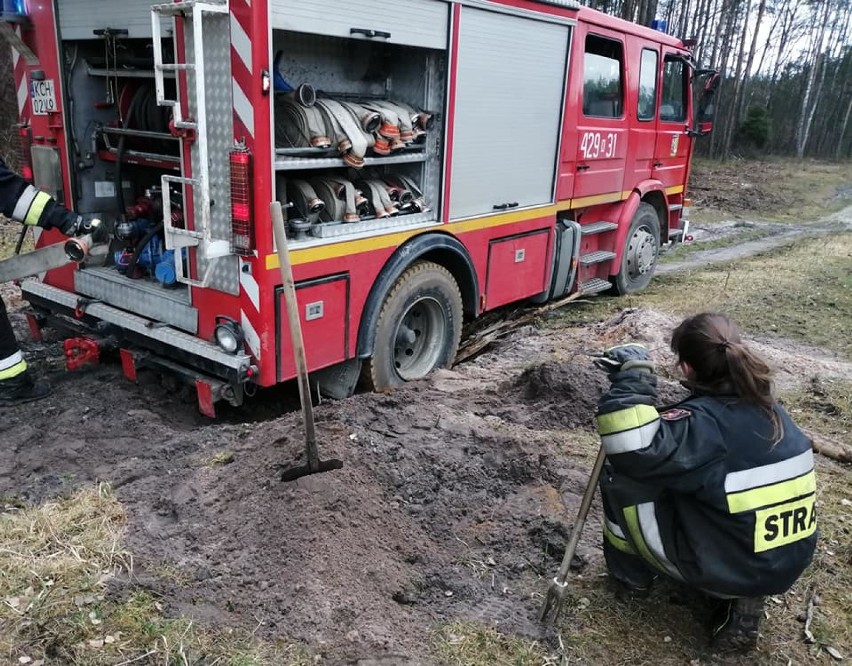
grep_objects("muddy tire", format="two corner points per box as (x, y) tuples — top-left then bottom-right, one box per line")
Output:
(365, 261), (463, 391)
(612, 202), (660, 295)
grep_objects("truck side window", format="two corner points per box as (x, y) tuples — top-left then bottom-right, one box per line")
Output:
(583, 35), (624, 118)
(638, 48), (658, 121)
(660, 57), (687, 123)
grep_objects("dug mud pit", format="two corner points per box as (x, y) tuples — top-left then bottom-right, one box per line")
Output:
(3, 299), (850, 662)
(2, 352), (626, 662)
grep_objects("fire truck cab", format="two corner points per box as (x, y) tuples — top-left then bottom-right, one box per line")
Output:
(4, 0), (718, 415)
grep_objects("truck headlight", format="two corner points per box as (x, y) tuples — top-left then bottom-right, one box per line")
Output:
(214, 316), (243, 354)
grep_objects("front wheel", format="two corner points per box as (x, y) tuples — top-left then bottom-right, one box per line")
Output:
(365, 261), (463, 391)
(612, 202), (660, 295)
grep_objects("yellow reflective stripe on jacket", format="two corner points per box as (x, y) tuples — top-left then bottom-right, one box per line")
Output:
(622, 505), (667, 574)
(754, 494), (817, 553)
(727, 471), (816, 513)
(725, 450), (813, 493)
(23, 191), (52, 226)
(597, 404), (660, 455)
(0, 357), (27, 380)
(604, 522), (636, 554)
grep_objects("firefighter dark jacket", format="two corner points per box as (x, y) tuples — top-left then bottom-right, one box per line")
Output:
(0, 159), (78, 233)
(597, 368), (817, 598)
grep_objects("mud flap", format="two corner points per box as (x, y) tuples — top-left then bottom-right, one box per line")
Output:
(118, 347), (239, 418)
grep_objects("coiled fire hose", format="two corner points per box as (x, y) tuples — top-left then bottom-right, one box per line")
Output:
(276, 99), (332, 149)
(287, 180), (326, 222)
(311, 177), (360, 222)
(355, 179), (397, 218)
(316, 99), (371, 167)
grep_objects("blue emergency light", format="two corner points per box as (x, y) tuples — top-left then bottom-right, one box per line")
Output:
(2, 0), (28, 18)
(651, 19), (668, 33)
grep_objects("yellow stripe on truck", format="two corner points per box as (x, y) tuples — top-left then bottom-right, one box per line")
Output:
(267, 189), (634, 269)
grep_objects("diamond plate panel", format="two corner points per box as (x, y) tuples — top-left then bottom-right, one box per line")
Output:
(75, 268), (199, 333)
(186, 10), (240, 296)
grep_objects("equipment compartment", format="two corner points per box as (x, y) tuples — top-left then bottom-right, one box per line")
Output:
(486, 229), (552, 309)
(270, 0), (449, 51)
(271, 30), (446, 243)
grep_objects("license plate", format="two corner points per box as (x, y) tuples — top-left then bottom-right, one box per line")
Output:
(30, 79), (57, 116)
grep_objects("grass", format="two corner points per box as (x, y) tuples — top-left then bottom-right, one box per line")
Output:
(434, 622), (562, 665)
(0, 484), (314, 666)
(561, 232), (852, 361)
(689, 158), (852, 224)
(780, 378), (852, 443)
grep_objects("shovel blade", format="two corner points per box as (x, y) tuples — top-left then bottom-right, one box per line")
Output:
(279, 457), (344, 482)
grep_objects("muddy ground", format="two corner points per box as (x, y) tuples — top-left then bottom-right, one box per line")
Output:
(3, 262), (852, 664)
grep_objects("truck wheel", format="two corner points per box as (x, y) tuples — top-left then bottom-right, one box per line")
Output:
(613, 202), (660, 294)
(365, 261), (463, 391)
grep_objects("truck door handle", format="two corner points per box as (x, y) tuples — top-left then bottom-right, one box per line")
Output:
(493, 202), (519, 210)
(351, 27), (392, 39)
(653, 161), (663, 168)
(577, 164), (590, 171)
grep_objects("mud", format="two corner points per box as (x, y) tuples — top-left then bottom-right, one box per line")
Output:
(3, 281), (851, 663)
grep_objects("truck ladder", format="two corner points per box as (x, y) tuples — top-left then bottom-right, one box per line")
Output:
(150, 0), (230, 288)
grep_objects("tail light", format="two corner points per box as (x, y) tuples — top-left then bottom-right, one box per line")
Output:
(16, 124), (33, 182)
(229, 147), (253, 255)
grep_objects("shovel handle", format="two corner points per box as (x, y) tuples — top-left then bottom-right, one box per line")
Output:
(270, 202), (319, 467)
(553, 443), (607, 583)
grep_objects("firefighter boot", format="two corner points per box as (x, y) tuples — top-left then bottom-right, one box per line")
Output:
(711, 596), (765, 654)
(0, 371), (52, 407)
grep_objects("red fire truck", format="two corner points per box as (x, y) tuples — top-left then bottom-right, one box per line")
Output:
(3, 0), (718, 416)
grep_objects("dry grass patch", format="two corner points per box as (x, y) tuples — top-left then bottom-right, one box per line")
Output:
(689, 158), (852, 223)
(434, 622), (563, 666)
(0, 484), (312, 666)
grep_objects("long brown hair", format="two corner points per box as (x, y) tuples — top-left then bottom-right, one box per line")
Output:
(671, 313), (783, 442)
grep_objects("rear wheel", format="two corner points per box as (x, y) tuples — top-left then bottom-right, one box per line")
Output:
(612, 202), (660, 294)
(365, 261), (463, 391)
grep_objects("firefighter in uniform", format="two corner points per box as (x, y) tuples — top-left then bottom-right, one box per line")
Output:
(0, 158), (89, 406)
(595, 312), (817, 654)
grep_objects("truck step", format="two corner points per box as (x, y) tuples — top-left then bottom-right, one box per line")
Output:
(581, 221), (618, 235)
(579, 278), (612, 295)
(580, 250), (617, 266)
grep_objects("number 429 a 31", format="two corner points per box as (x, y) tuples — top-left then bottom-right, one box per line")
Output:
(579, 132), (618, 160)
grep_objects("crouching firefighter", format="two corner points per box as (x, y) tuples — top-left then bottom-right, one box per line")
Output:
(595, 313), (817, 654)
(0, 158), (92, 406)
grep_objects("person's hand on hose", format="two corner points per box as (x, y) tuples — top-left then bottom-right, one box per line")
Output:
(59, 213), (101, 238)
(594, 343), (655, 374)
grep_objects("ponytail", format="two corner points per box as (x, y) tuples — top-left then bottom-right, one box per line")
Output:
(671, 313), (783, 444)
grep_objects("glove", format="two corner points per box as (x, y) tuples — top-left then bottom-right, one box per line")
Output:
(594, 343), (655, 374)
(61, 214), (101, 237)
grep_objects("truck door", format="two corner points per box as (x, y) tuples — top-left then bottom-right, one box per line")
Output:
(652, 52), (692, 191)
(448, 6), (570, 219)
(572, 27), (628, 203)
(626, 44), (660, 188)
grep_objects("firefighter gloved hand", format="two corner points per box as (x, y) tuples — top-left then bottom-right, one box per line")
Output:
(61, 214), (101, 237)
(594, 343), (655, 374)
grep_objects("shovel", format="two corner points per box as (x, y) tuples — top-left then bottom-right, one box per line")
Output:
(270, 202), (343, 482)
(539, 442), (607, 624)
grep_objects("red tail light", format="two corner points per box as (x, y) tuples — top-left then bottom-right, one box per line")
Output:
(16, 125), (33, 182)
(229, 147), (253, 255)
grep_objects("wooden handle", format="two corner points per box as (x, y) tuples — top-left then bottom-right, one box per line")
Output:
(270, 202), (318, 466)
